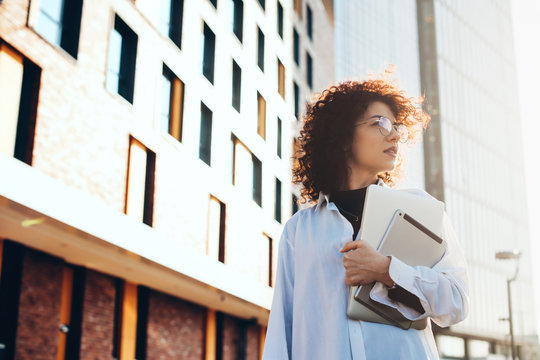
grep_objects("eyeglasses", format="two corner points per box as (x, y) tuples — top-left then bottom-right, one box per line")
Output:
(355, 116), (409, 143)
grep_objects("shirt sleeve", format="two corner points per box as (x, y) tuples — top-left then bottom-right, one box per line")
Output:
(262, 225), (295, 360)
(368, 210), (470, 328)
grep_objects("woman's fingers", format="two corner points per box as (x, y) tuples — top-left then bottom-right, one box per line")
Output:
(339, 240), (365, 252)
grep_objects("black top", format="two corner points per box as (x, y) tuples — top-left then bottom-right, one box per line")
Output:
(329, 186), (368, 241)
(330, 185), (425, 315)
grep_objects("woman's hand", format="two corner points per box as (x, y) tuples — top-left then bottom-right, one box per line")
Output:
(339, 240), (394, 287)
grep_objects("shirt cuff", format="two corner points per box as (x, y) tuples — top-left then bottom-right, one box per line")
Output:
(368, 256), (426, 320)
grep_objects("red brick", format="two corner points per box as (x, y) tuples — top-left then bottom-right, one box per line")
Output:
(15, 248), (63, 360)
(79, 270), (116, 360)
(146, 290), (206, 360)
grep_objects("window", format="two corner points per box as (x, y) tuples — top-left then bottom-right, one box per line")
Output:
(277, 117), (282, 158)
(160, 64), (184, 141)
(57, 265), (85, 359)
(261, 234), (273, 286)
(0, 240), (24, 360)
(112, 281), (148, 360)
(207, 196), (226, 263)
(277, 58), (285, 99)
(200, 102), (213, 165)
(202, 22), (216, 84)
(232, 59), (241, 112)
(232, 0), (244, 42)
(257, 27), (265, 72)
(293, 28), (299, 66)
(267, 235), (273, 286)
(33, 0), (83, 59)
(125, 137), (156, 226)
(158, 0), (184, 48)
(292, 194), (299, 214)
(275, 178), (282, 223)
(277, 1), (283, 39)
(0, 42), (41, 165)
(306, 4), (313, 40)
(106, 15), (138, 104)
(231, 135), (262, 207)
(306, 52), (313, 89)
(257, 91), (266, 139)
(293, 81), (300, 119)
(294, 0), (302, 18)
(252, 155), (262, 206)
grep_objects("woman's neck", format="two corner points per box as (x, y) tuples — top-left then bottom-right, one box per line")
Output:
(340, 174), (378, 191)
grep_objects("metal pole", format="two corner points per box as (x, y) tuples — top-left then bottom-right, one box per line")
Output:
(507, 278), (516, 360)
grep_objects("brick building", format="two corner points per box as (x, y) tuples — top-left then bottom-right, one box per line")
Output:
(0, 0), (335, 359)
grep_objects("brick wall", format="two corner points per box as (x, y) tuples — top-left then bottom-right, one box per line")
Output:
(222, 314), (261, 360)
(79, 269), (116, 360)
(15, 248), (63, 359)
(146, 290), (206, 359)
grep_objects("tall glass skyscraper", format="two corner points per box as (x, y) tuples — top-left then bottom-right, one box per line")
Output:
(335, 0), (538, 358)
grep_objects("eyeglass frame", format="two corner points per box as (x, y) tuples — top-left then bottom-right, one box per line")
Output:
(354, 115), (409, 143)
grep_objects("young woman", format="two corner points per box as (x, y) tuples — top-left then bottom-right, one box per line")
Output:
(262, 79), (469, 359)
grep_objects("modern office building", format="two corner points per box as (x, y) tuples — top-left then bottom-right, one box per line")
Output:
(0, 0), (334, 358)
(334, 0), (539, 359)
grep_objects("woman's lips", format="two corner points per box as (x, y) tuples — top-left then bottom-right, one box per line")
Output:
(384, 149), (397, 157)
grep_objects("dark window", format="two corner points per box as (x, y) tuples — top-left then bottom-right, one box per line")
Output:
(209, 196), (227, 263)
(306, 52), (313, 89)
(252, 155), (262, 206)
(232, 0), (244, 42)
(306, 4), (313, 40)
(0, 240), (25, 360)
(35, 0), (83, 59)
(232, 59), (241, 112)
(0, 50), (41, 165)
(135, 286), (149, 360)
(293, 81), (300, 119)
(277, 117), (282, 158)
(158, 0), (184, 49)
(267, 235), (273, 286)
(277, 1), (283, 38)
(293, 28), (299, 66)
(202, 23), (216, 84)
(106, 15), (138, 104)
(61, 265), (86, 359)
(292, 194), (299, 214)
(275, 177), (281, 223)
(199, 102), (213, 165)
(161, 64), (185, 141)
(126, 137), (156, 226)
(257, 27), (265, 72)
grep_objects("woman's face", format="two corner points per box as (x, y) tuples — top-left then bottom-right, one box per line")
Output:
(345, 101), (401, 174)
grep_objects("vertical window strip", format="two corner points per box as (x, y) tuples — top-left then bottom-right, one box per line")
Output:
(257, 92), (266, 139)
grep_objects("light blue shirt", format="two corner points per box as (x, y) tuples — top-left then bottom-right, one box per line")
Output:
(262, 180), (469, 360)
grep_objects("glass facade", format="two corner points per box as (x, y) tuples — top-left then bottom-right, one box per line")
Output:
(335, 0), (538, 355)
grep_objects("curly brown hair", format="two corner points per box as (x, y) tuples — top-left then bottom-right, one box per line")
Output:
(292, 77), (431, 205)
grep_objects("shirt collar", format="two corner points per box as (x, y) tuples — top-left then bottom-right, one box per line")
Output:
(315, 177), (387, 212)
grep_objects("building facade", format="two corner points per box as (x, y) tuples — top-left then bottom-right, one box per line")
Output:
(0, 0), (334, 358)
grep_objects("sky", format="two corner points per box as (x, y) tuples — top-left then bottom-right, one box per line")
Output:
(511, 0), (540, 336)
